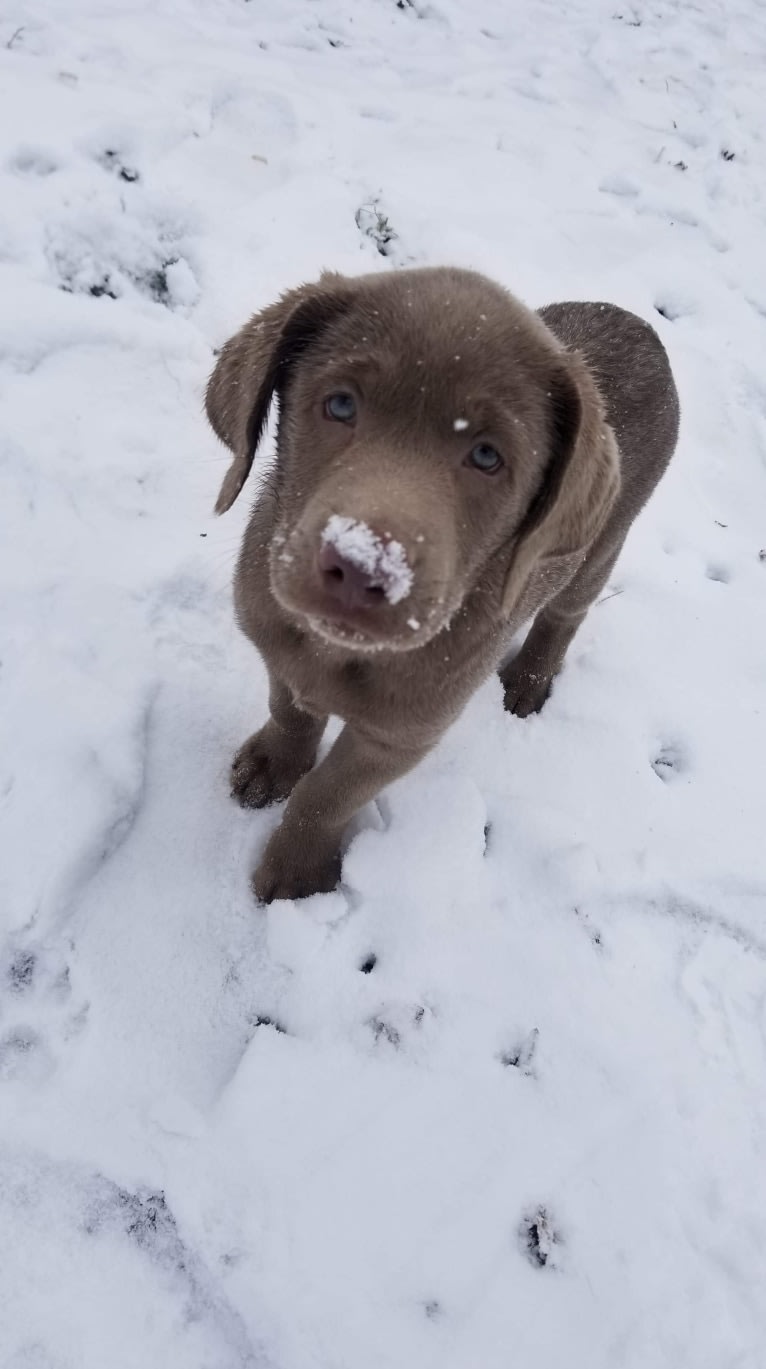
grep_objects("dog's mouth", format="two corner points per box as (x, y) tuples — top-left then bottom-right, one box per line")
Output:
(306, 612), (393, 651)
(303, 604), (431, 653)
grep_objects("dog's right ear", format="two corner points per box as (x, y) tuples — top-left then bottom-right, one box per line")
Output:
(501, 350), (620, 616)
(206, 275), (349, 514)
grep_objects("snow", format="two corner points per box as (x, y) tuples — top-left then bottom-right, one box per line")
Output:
(321, 514), (414, 604)
(1, 1), (766, 1367)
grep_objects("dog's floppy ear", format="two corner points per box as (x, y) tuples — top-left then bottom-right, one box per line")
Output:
(206, 275), (349, 514)
(502, 351), (620, 615)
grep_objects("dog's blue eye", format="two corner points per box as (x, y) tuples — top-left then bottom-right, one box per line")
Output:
(467, 443), (503, 473)
(324, 392), (356, 422)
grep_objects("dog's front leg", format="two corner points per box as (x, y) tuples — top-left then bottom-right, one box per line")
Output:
(231, 676), (327, 809)
(252, 725), (433, 903)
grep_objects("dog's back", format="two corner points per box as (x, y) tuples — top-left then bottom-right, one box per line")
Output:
(539, 302), (680, 504)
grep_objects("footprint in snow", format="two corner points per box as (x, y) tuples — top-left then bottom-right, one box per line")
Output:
(519, 1205), (562, 1269)
(51, 217), (199, 310)
(500, 1027), (539, 1076)
(574, 905), (604, 949)
(651, 740), (688, 782)
(365, 1001), (433, 1051)
(356, 200), (398, 259)
(654, 293), (695, 322)
(99, 148), (141, 183)
(0, 939), (89, 1083)
(8, 145), (59, 177)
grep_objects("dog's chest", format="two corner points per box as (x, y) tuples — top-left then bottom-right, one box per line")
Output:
(281, 642), (392, 727)
(269, 615), (501, 740)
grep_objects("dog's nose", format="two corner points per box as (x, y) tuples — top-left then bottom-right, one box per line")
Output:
(317, 542), (387, 610)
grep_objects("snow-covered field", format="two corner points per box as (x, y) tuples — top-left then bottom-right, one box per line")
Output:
(2, 0), (765, 1364)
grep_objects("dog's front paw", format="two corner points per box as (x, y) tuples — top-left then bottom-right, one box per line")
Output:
(501, 662), (554, 718)
(231, 725), (316, 808)
(252, 827), (342, 903)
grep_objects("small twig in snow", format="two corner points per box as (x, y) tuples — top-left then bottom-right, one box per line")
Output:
(596, 588), (624, 607)
(6, 25), (25, 48)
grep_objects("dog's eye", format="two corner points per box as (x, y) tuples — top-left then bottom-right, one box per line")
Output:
(466, 443), (503, 474)
(324, 392), (357, 423)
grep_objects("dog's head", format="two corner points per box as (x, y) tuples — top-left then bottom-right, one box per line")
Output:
(206, 267), (619, 652)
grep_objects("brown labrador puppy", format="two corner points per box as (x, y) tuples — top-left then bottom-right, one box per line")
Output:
(206, 267), (679, 901)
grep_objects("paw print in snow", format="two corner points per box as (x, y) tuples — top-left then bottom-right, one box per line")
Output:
(651, 739), (688, 782)
(518, 1205), (562, 1269)
(654, 293), (694, 322)
(574, 905), (604, 949)
(9, 145), (59, 177)
(500, 1027), (539, 1075)
(50, 213), (199, 311)
(365, 1001), (434, 1053)
(0, 940), (89, 1083)
(99, 148), (141, 183)
(356, 200), (398, 258)
(0, 1026), (53, 1083)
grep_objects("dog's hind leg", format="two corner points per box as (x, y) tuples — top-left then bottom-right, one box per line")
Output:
(500, 529), (625, 718)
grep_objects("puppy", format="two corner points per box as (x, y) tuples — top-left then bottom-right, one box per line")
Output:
(206, 267), (679, 901)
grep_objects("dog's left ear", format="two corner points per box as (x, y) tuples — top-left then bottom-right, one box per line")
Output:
(206, 274), (350, 514)
(502, 352), (620, 615)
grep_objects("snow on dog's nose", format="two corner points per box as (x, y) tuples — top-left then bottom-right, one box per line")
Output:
(317, 516), (414, 611)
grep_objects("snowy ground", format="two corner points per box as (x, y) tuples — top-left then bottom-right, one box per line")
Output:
(2, 0), (766, 1364)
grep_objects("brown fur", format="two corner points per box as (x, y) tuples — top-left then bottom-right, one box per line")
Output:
(206, 267), (679, 901)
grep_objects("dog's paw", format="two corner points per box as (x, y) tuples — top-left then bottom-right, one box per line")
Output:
(231, 726), (315, 808)
(252, 829), (342, 904)
(501, 663), (553, 718)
